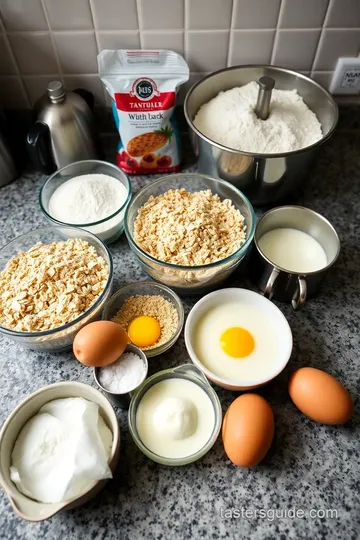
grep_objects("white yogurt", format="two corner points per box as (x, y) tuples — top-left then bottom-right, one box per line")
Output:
(10, 397), (113, 503)
(136, 378), (215, 459)
(258, 227), (327, 273)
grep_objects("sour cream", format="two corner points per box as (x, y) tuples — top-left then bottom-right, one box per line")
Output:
(10, 398), (113, 503)
(136, 378), (215, 459)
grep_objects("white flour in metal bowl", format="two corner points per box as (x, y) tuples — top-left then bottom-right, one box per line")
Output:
(193, 81), (322, 154)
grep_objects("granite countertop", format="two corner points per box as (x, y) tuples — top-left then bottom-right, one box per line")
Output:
(0, 122), (359, 540)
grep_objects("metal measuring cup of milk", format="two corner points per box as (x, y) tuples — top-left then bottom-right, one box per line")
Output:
(94, 344), (148, 409)
(250, 206), (340, 310)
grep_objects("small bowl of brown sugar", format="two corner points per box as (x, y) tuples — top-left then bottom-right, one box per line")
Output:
(102, 282), (184, 357)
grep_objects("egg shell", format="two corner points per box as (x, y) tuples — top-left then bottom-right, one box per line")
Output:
(73, 321), (128, 367)
(222, 393), (274, 467)
(288, 367), (353, 425)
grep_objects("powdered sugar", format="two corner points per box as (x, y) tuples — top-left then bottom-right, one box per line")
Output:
(98, 352), (146, 393)
(193, 81), (323, 154)
(49, 173), (128, 225)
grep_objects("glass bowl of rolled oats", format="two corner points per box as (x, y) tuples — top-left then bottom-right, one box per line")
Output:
(0, 226), (113, 351)
(124, 174), (255, 294)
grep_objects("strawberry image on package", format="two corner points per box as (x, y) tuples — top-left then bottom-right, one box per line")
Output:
(98, 50), (189, 174)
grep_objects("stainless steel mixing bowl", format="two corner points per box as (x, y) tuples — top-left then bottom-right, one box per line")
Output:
(184, 66), (338, 205)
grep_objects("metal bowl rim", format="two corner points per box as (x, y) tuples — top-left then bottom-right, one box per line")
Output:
(184, 64), (339, 158)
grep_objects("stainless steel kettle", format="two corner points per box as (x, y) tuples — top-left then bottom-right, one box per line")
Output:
(0, 110), (17, 187)
(26, 81), (101, 174)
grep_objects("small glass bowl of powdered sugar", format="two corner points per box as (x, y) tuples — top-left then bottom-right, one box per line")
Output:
(40, 160), (132, 244)
(94, 344), (148, 409)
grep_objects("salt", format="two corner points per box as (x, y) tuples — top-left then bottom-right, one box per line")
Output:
(98, 352), (146, 393)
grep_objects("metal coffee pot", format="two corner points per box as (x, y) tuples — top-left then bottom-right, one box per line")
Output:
(26, 81), (101, 174)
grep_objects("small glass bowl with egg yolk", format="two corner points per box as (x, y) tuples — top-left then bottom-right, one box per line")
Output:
(102, 281), (184, 357)
(184, 288), (293, 391)
(128, 364), (222, 466)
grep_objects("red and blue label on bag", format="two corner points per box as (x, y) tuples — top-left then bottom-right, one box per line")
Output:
(98, 50), (189, 175)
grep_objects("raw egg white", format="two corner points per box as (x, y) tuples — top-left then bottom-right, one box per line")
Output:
(128, 315), (161, 348)
(193, 301), (281, 383)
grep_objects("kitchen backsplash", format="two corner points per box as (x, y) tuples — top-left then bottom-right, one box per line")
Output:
(0, 0), (359, 110)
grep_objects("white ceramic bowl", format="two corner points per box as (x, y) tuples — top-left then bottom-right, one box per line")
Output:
(184, 288), (293, 391)
(0, 382), (120, 522)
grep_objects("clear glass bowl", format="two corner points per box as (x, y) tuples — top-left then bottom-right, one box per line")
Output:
(40, 160), (132, 244)
(128, 364), (222, 466)
(124, 173), (256, 295)
(102, 281), (184, 357)
(0, 226), (113, 351)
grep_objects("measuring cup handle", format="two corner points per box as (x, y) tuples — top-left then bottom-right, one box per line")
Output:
(292, 276), (307, 310)
(263, 267), (280, 299)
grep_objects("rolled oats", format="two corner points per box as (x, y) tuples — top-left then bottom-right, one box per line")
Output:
(0, 239), (109, 332)
(133, 188), (246, 266)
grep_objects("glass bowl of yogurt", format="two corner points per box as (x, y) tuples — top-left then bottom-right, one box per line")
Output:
(40, 160), (132, 244)
(128, 364), (222, 466)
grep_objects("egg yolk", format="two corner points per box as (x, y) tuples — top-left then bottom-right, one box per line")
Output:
(128, 315), (161, 348)
(220, 327), (255, 358)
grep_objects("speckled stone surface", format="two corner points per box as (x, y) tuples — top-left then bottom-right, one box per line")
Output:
(0, 126), (359, 540)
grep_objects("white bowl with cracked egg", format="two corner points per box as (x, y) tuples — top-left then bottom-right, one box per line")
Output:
(185, 288), (293, 391)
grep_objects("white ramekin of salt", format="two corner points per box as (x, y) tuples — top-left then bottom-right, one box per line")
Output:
(94, 344), (148, 409)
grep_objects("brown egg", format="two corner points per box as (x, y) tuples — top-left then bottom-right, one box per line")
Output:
(73, 321), (128, 367)
(288, 367), (353, 425)
(222, 394), (274, 467)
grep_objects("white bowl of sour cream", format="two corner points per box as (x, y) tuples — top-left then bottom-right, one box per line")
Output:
(0, 382), (120, 521)
(185, 288), (293, 391)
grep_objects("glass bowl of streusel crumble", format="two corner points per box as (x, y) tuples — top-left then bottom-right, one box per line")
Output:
(0, 226), (113, 351)
(124, 174), (255, 295)
(102, 281), (184, 357)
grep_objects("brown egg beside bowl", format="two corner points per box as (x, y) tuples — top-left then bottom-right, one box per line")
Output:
(73, 321), (128, 367)
(288, 367), (353, 425)
(222, 394), (274, 467)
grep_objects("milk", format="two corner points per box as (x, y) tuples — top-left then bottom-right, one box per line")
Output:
(258, 228), (327, 273)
